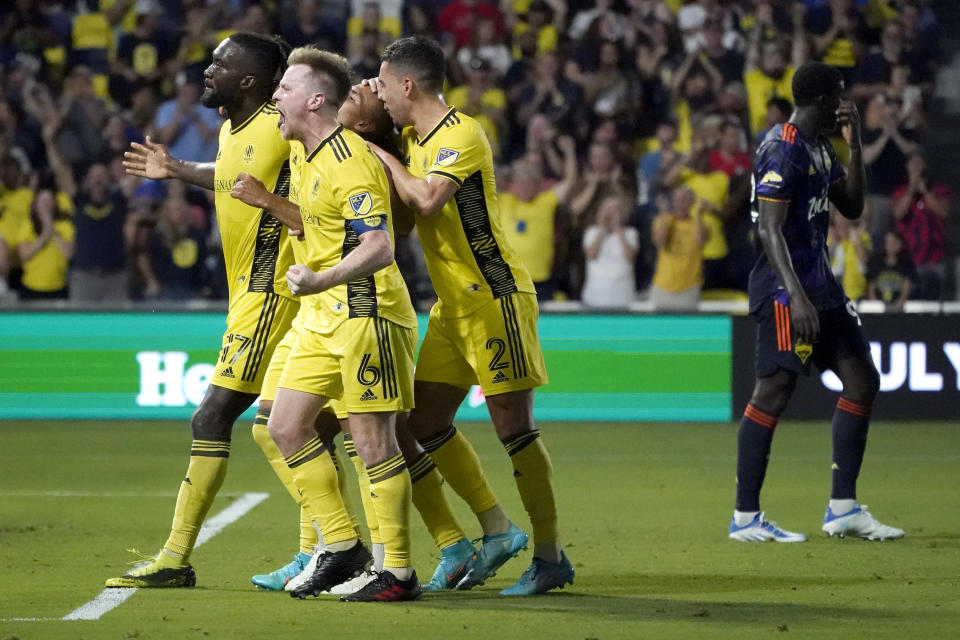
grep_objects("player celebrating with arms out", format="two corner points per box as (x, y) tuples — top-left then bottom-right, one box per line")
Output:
(730, 61), (904, 543)
(370, 36), (573, 595)
(107, 33), (302, 588)
(267, 47), (421, 602)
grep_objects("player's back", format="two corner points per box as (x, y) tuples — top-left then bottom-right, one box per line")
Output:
(401, 108), (535, 317)
(214, 101), (296, 306)
(748, 122), (846, 311)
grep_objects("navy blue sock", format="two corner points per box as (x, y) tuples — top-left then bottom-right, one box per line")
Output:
(830, 398), (871, 500)
(735, 404), (779, 512)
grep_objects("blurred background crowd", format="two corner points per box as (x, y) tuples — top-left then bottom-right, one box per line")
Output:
(0, 0), (956, 311)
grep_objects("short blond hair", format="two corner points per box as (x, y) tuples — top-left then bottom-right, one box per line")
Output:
(286, 47), (353, 109)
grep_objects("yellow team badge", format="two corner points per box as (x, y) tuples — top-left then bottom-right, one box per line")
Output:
(364, 215), (382, 228)
(795, 340), (813, 364)
(311, 177), (321, 198)
(760, 171), (783, 186)
(242, 143), (255, 165)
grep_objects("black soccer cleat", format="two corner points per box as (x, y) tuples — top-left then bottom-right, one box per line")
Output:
(289, 542), (373, 599)
(340, 570), (422, 602)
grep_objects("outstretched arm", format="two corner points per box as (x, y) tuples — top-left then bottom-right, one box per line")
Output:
(123, 136), (215, 190)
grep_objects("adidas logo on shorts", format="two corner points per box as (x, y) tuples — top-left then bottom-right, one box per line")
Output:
(360, 389), (377, 401)
(492, 371), (509, 384)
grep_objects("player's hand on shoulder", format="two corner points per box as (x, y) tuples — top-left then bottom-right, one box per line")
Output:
(124, 136), (172, 180)
(286, 264), (323, 296)
(231, 172), (268, 208)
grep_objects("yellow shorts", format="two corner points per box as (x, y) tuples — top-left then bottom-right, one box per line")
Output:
(211, 292), (300, 395)
(261, 313), (347, 418)
(415, 292), (548, 395)
(279, 317), (416, 414)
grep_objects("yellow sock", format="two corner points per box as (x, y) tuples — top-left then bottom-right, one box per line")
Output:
(331, 446), (361, 536)
(252, 418), (318, 554)
(164, 440), (230, 559)
(366, 453), (411, 569)
(285, 437), (355, 546)
(505, 430), (558, 545)
(422, 426), (499, 514)
(408, 452), (466, 550)
(345, 435), (381, 545)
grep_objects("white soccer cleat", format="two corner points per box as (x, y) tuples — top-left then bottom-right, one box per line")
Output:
(284, 546), (323, 592)
(327, 570), (377, 595)
(729, 512), (807, 542)
(822, 504), (905, 540)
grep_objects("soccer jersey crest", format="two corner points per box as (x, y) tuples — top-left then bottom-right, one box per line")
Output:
(349, 192), (372, 216)
(435, 148), (459, 167)
(242, 143), (255, 165)
(795, 340), (813, 364)
(760, 170), (783, 186)
(311, 176), (321, 198)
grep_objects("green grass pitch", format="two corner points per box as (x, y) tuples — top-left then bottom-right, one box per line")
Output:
(1, 420), (958, 639)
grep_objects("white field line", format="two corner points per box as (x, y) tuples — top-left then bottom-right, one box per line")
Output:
(59, 491), (269, 621)
(0, 490), (251, 498)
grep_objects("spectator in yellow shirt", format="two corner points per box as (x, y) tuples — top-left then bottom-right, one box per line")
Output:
(16, 186), (75, 300)
(445, 58), (508, 158)
(650, 186), (708, 311)
(500, 133), (577, 300)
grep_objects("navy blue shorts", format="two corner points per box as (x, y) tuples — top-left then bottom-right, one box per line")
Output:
(753, 298), (870, 378)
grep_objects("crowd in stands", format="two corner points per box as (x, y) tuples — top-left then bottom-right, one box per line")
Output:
(0, 0), (951, 310)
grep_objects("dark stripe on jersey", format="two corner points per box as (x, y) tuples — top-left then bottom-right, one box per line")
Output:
(341, 221), (379, 317)
(242, 292), (279, 381)
(375, 318), (398, 399)
(247, 161), (290, 293)
(331, 134), (352, 161)
(418, 107), (458, 147)
(308, 125), (346, 163)
(428, 170), (463, 186)
(454, 171), (518, 298)
(220, 334), (232, 363)
(501, 295), (528, 380)
(230, 100), (271, 135)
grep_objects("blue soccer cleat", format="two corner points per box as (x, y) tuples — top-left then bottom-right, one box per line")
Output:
(500, 552), (575, 596)
(728, 512), (806, 542)
(251, 551), (312, 590)
(822, 504), (904, 540)
(456, 522), (528, 590)
(423, 538), (477, 591)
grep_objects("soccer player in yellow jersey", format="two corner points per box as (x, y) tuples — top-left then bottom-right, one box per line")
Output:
(106, 33), (302, 589)
(233, 86), (477, 594)
(267, 47), (421, 602)
(370, 36), (574, 595)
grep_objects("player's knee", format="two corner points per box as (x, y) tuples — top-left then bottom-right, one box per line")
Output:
(750, 376), (795, 416)
(847, 366), (880, 404)
(190, 404), (232, 441)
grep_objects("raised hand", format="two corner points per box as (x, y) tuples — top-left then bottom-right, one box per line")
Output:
(836, 100), (861, 148)
(123, 136), (173, 180)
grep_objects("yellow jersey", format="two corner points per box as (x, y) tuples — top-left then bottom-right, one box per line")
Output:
(499, 189), (558, 282)
(213, 101), (296, 307)
(652, 214), (703, 292)
(745, 67), (795, 135)
(401, 107), (535, 317)
(295, 125), (416, 334)
(16, 218), (75, 292)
